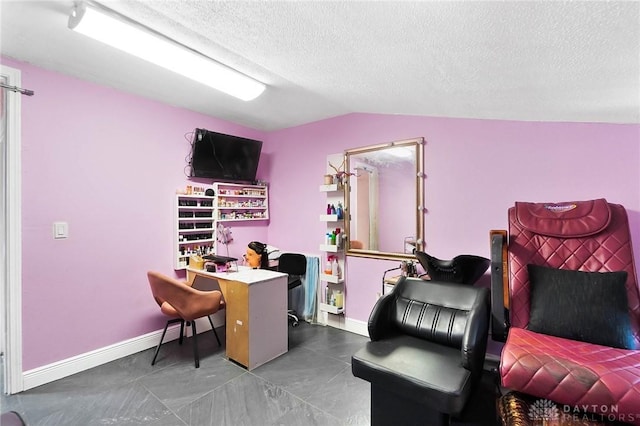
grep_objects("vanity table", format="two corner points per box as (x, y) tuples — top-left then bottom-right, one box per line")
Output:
(186, 266), (288, 370)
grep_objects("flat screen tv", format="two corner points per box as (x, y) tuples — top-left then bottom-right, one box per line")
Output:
(189, 128), (262, 182)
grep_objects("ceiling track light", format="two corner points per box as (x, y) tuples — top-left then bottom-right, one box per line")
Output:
(68, 2), (266, 101)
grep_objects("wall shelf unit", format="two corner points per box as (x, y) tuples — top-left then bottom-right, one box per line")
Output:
(214, 182), (269, 221)
(174, 194), (216, 270)
(318, 172), (346, 319)
(174, 183), (269, 270)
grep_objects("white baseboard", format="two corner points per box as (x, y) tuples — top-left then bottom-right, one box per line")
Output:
(344, 317), (368, 337)
(322, 314), (368, 337)
(22, 314), (224, 391)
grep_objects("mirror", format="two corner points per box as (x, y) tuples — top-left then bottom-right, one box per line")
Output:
(344, 137), (425, 260)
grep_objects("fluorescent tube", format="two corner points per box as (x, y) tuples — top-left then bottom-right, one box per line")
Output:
(68, 3), (266, 101)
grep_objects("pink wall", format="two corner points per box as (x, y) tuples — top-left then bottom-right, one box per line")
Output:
(6, 55), (640, 372)
(4, 57), (269, 370)
(266, 113), (640, 322)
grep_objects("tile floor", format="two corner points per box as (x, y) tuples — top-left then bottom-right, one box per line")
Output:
(1, 322), (499, 425)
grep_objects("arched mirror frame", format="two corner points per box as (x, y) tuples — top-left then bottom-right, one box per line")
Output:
(344, 137), (425, 260)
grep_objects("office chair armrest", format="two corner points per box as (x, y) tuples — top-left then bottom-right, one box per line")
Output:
(368, 292), (397, 341)
(490, 230), (510, 342)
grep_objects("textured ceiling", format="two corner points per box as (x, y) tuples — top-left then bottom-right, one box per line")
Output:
(1, 1), (639, 131)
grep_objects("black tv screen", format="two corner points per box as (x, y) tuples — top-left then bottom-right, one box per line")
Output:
(189, 128), (262, 182)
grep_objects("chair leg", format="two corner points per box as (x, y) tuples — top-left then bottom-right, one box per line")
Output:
(207, 315), (222, 346)
(191, 320), (199, 368)
(178, 319), (185, 345)
(152, 318), (182, 366)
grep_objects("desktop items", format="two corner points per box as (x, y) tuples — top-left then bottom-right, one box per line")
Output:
(202, 254), (238, 272)
(246, 241), (269, 269)
(189, 255), (205, 270)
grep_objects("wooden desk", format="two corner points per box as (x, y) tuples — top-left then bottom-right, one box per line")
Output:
(187, 266), (288, 370)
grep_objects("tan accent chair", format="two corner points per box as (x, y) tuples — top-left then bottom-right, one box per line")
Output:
(147, 271), (224, 368)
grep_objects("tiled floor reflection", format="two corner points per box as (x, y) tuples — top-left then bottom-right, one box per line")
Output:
(1, 322), (499, 425)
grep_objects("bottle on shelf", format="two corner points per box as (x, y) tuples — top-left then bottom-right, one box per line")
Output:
(325, 256), (333, 275)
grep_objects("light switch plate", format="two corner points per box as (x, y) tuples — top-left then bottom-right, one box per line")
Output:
(53, 222), (68, 239)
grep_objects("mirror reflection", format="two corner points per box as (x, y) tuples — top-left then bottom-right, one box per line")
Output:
(345, 138), (425, 260)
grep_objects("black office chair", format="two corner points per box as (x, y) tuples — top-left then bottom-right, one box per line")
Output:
(277, 253), (307, 326)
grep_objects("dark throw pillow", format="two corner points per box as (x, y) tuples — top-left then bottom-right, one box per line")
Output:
(527, 264), (632, 349)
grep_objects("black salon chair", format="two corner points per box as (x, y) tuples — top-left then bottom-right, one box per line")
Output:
(277, 253), (307, 326)
(414, 251), (490, 284)
(352, 276), (490, 426)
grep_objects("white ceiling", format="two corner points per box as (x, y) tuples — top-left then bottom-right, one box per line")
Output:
(2, 1), (639, 131)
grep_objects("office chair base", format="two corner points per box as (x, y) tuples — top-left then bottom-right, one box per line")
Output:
(288, 310), (299, 327)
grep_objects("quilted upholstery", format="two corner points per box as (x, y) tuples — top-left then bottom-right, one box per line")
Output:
(501, 328), (640, 425)
(500, 199), (640, 424)
(508, 199), (640, 347)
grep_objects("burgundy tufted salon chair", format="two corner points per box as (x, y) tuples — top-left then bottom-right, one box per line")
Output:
(491, 199), (640, 425)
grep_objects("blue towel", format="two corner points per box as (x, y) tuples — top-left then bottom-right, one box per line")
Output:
(301, 256), (320, 321)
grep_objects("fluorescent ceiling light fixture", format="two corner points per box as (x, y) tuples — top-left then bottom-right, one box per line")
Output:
(68, 3), (266, 101)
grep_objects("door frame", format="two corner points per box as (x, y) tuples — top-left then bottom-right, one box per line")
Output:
(1, 64), (24, 394)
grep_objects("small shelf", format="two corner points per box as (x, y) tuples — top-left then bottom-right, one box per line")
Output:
(218, 218), (268, 222)
(320, 273), (343, 284)
(319, 184), (343, 192)
(319, 303), (344, 315)
(319, 214), (343, 222)
(178, 238), (214, 245)
(177, 206), (214, 210)
(319, 244), (340, 252)
(219, 206), (266, 210)
(177, 194), (215, 199)
(217, 194), (266, 199)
